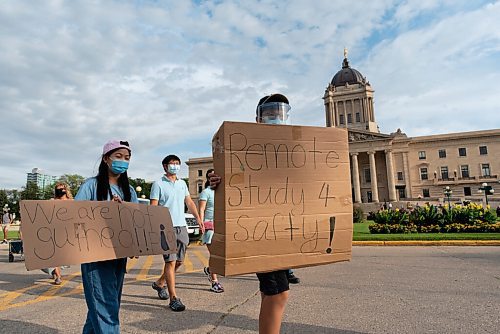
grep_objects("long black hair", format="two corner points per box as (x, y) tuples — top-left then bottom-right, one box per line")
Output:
(96, 148), (132, 202)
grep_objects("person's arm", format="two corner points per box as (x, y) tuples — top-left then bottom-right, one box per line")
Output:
(186, 196), (204, 234)
(149, 182), (160, 206)
(199, 200), (207, 223)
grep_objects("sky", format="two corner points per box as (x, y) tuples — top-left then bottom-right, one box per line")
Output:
(1, 0), (499, 189)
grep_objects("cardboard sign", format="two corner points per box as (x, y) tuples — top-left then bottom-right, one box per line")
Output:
(209, 122), (353, 276)
(20, 200), (176, 270)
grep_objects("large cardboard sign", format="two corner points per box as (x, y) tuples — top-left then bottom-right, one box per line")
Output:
(20, 200), (176, 270)
(209, 121), (353, 276)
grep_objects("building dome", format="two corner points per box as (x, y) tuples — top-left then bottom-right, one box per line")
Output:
(331, 57), (367, 87)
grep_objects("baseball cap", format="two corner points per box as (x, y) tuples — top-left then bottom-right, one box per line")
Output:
(102, 140), (131, 155)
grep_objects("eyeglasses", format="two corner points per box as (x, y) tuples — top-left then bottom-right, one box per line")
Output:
(120, 141), (129, 147)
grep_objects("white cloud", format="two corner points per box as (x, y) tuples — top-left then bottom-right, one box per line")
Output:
(0, 0), (498, 189)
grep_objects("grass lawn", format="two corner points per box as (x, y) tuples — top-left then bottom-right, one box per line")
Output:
(353, 221), (500, 241)
(0, 231), (22, 240)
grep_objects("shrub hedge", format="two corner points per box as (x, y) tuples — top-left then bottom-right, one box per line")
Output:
(369, 203), (499, 234)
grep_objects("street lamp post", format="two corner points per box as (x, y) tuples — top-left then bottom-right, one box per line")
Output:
(135, 186), (146, 199)
(478, 183), (494, 206)
(443, 186), (452, 207)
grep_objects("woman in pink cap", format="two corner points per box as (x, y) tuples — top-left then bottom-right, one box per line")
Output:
(75, 140), (138, 334)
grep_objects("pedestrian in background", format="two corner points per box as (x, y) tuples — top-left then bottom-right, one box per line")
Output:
(200, 168), (224, 293)
(41, 182), (73, 285)
(2, 206), (13, 244)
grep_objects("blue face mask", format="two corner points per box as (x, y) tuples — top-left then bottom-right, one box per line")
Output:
(110, 160), (129, 175)
(263, 117), (285, 125)
(167, 164), (181, 175)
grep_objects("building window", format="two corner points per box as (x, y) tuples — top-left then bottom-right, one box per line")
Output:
(440, 166), (449, 180)
(464, 187), (471, 196)
(364, 168), (371, 183)
(460, 165), (469, 178)
(458, 147), (467, 157)
(198, 169), (203, 177)
(347, 113), (352, 123)
(397, 171), (404, 181)
(482, 163), (491, 177)
(438, 149), (446, 158)
(420, 167), (428, 180)
(479, 146), (488, 155)
(418, 151), (426, 160)
(339, 114), (345, 125)
(422, 189), (430, 198)
(398, 188), (406, 199)
(355, 112), (360, 122)
(197, 182), (203, 194)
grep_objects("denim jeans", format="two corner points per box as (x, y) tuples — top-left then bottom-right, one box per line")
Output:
(81, 258), (127, 334)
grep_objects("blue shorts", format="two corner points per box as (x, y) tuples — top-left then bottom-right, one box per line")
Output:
(201, 229), (214, 245)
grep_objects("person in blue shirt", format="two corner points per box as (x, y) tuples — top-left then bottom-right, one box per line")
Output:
(150, 154), (204, 312)
(200, 168), (224, 293)
(75, 140), (138, 334)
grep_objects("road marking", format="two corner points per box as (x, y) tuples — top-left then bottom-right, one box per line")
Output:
(0, 247), (209, 312)
(0, 271), (81, 311)
(183, 253), (194, 272)
(136, 256), (154, 281)
(192, 249), (209, 268)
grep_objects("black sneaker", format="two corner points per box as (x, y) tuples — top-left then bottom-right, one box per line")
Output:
(169, 297), (186, 312)
(152, 282), (169, 300)
(211, 281), (224, 293)
(287, 273), (300, 284)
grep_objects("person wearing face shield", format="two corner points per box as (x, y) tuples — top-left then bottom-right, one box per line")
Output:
(149, 155), (204, 312)
(209, 93), (299, 334)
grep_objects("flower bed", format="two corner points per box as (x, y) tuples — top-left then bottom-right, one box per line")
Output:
(369, 203), (499, 234)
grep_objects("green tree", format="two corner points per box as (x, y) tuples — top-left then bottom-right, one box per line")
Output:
(5, 189), (21, 218)
(128, 178), (152, 199)
(21, 181), (41, 200)
(58, 174), (86, 196)
(0, 189), (8, 211)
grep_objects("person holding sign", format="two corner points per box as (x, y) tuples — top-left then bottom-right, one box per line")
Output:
(210, 93), (297, 334)
(200, 169), (224, 293)
(150, 154), (204, 312)
(74, 140), (138, 334)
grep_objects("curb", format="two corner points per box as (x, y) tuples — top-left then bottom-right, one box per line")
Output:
(353, 240), (500, 246)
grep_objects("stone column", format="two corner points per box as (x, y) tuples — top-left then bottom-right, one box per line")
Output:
(335, 102), (340, 126)
(351, 153), (362, 203)
(402, 151), (413, 198)
(385, 149), (397, 201)
(368, 150), (379, 202)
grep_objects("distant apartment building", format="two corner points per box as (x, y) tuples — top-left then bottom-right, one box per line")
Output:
(26, 168), (57, 189)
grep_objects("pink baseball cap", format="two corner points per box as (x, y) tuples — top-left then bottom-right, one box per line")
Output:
(102, 140), (131, 155)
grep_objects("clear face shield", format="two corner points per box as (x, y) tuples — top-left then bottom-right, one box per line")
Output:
(257, 102), (291, 125)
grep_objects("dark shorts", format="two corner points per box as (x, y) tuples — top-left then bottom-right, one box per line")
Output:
(256, 270), (290, 296)
(162, 226), (189, 263)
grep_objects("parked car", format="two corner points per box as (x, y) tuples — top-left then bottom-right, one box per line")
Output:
(185, 212), (200, 238)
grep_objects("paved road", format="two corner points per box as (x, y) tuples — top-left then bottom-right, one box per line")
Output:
(1, 244), (499, 333)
